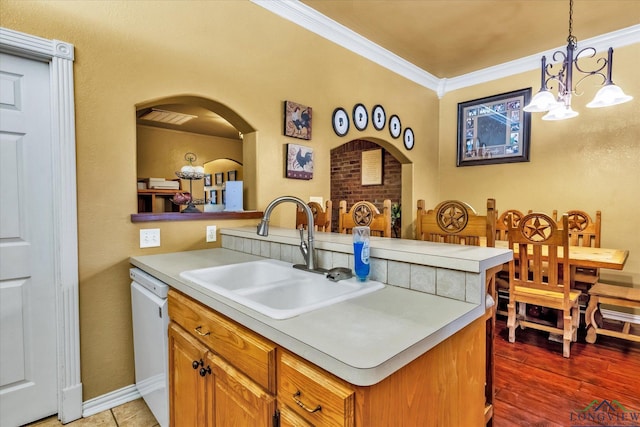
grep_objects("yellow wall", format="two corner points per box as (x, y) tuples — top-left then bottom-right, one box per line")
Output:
(438, 43), (640, 287)
(136, 126), (242, 179)
(2, 0), (637, 402)
(0, 0), (436, 399)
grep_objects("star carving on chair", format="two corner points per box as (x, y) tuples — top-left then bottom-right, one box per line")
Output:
(437, 202), (468, 232)
(522, 216), (552, 242)
(353, 203), (373, 226)
(567, 213), (588, 231)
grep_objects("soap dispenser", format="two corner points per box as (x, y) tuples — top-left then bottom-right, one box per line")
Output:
(353, 226), (370, 281)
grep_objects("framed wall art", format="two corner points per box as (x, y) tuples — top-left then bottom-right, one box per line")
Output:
(286, 143), (313, 180)
(203, 173), (212, 187)
(214, 172), (224, 186)
(227, 170), (237, 181)
(361, 149), (383, 186)
(457, 88), (531, 166)
(284, 100), (312, 140)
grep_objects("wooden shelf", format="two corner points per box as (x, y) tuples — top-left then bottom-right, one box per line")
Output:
(137, 188), (181, 213)
(131, 210), (264, 223)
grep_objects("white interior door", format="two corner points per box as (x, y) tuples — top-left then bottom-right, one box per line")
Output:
(0, 52), (58, 427)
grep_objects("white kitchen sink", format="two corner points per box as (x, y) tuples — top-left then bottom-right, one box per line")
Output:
(179, 259), (384, 319)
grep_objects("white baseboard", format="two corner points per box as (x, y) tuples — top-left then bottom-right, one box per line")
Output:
(601, 308), (640, 324)
(82, 384), (141, 418)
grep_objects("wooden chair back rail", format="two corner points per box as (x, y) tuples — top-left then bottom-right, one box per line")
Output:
(552, 209), (601, 248)
(495, 209), (525, 241)
(416, 199), (496, 248)
(338, 199), (391, 237)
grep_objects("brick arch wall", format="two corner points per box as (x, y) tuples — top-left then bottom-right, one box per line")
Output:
(330, 139), (402, 236)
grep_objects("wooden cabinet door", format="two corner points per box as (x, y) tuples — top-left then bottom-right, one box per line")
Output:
(168, 322), (212, 427)
(208, 352), (276, 427)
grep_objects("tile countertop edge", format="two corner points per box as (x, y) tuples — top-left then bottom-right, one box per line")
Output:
(222, 226), (513, 273)
(129, 246), (499, 386)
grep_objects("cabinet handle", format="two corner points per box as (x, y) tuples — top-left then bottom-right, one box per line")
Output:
(199, 365), (212, 377)
(192, 359), (204, 370)
(194, 326), (210, 336)
(292, 391), (321, 413)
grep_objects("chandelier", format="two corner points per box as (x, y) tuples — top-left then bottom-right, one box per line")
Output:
(523, 0), (633, 120)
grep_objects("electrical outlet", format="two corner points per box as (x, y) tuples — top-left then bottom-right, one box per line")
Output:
(140, 228), (160, 248)
(206, 225), (217, 243)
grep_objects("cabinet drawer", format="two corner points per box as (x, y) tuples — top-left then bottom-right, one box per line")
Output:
(277, 402), (313, 427)
(278, 350), (355, 427)
(168, 289), (276, 392)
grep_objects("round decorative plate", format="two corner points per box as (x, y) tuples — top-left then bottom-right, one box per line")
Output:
(389, 115), (401, 139)
(372, 104), (386, 131)
(353, 103), (368, 131)
(403, 127), (415, 150)
(332, 107), (349, 136)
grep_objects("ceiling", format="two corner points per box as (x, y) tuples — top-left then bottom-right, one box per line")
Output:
(138, 0), (639, 138)
(299, 0), (639, 78)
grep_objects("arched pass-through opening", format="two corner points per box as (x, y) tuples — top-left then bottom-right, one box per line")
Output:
(132, 95), (261, 222)
(330, 137), (413, 238)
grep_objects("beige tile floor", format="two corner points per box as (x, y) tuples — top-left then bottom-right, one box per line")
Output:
(26, 398), (159, 427)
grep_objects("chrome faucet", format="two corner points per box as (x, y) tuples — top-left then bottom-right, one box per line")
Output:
(257, 196), (318, 272)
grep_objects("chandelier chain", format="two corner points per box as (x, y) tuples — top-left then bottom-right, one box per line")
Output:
(567, 0), (577, 45)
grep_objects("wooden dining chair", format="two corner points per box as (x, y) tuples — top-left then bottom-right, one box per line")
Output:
(495, 209), (525, 241)
(338, 199), (391, 237)
(295, 200), (332, 232)
(416, 198), (500, 421)
(507, 212), (582, 358)
(416, 199), (496, 246)
(553, 209), (602, 289)
(494, 209), (525, 317)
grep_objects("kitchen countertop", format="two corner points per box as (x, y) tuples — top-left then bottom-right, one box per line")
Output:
(130, 228), (511, 386)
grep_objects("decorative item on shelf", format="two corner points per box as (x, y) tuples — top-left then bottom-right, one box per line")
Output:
(173, 152), (206, 212)
(523, 0), (633, 121)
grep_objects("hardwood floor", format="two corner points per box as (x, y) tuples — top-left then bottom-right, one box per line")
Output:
(493, 316), (640, 426)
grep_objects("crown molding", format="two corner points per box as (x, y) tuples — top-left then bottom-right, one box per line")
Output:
(251, 1), (640, 98)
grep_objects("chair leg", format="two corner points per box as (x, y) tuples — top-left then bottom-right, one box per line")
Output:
(571, 305), (580, 342)
(563, 310), (572, 358)
(507, 303), (517, 343)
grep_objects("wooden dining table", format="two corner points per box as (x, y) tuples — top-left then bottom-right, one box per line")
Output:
(491, 239), (629, 271)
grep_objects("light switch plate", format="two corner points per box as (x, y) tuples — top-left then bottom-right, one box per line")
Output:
(206, 225), (217, 242)
(140, 228), (160, 248)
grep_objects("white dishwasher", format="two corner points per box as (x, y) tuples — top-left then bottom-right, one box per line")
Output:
(130, 268), (169, 427)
